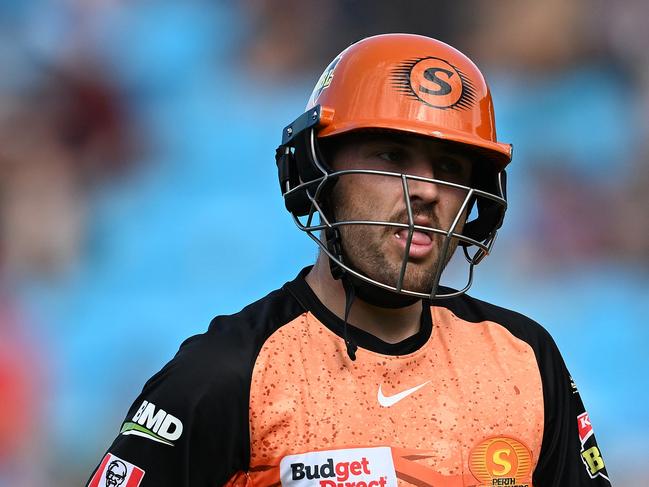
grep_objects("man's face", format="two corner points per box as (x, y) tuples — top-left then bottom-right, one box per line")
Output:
(326, 131), (473, 294)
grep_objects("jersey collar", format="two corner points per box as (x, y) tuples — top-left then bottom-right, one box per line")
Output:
(284, 267), (433, 356)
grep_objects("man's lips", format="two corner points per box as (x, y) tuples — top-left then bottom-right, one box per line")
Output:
(394, 228), (434, 258)
(395, 229), (432, 245)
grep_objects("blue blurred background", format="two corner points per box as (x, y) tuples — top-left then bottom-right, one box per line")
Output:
(0, 1), (647, 485)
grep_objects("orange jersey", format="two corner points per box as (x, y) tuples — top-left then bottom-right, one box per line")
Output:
(87, 268), (610, 487)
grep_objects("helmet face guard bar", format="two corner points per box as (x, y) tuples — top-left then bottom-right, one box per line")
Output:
(276, 106), (508, 300)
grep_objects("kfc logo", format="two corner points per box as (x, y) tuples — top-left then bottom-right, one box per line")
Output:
(87, 454), (145, 487)
(105, 460), (127, 486)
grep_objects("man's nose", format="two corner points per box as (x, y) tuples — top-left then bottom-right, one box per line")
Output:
(405, 162), (440, 203)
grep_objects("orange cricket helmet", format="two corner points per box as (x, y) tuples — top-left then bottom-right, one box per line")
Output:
(306, 33), (512, 169)
(276, 33), (510, 305)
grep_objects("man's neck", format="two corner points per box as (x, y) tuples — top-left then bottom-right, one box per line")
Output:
(304, 255), (424, 344)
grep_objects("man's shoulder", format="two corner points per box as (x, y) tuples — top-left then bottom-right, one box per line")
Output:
(439, 291), (557, 349)
(95, 286), (307, 486)
(144, 283), (306, 397)
(207, 282), (306, 340)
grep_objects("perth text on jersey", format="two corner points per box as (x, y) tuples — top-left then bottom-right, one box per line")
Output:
(119, 400), (183, 446)
(280, 447), (398, 487)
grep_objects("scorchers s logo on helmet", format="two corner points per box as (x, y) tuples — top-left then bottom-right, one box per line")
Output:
(390, 57), (477, 110)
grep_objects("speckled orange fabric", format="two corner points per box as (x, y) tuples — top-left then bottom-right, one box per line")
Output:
(244, 306), (543, 486)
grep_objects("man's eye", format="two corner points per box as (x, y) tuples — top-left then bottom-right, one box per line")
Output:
(434, 157), (472, 184)
(376, 150), (404, 163)
(436, 157), (465, 175)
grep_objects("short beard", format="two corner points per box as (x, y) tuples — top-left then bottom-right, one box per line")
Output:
(331, 197), (460, 294)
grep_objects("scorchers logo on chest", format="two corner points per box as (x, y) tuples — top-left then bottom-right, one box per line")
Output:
(280, 447), (397, 487)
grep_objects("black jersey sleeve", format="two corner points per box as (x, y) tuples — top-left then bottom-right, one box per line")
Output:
(532, 328), (612, 486)
(86, 327), (251, 487)
(85, 284), (305, 487)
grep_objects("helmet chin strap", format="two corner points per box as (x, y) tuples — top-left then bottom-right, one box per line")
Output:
(344, 271), (419, 308)
(324, 227), (423, 362)
(324, 228), (419, 359)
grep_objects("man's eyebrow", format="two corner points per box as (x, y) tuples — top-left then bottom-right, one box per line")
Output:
(358, 134), (411, 146)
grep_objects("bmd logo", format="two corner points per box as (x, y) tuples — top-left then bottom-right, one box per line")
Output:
(280, 447), (397, 487)
(119, 400), (183, 446)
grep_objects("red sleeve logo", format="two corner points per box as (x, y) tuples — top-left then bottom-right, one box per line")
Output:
(87, 453), (145, 487)
(577, 412), (593, 445)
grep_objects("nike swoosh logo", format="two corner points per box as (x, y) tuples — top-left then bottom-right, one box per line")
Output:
(377, 381), (430, 407)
